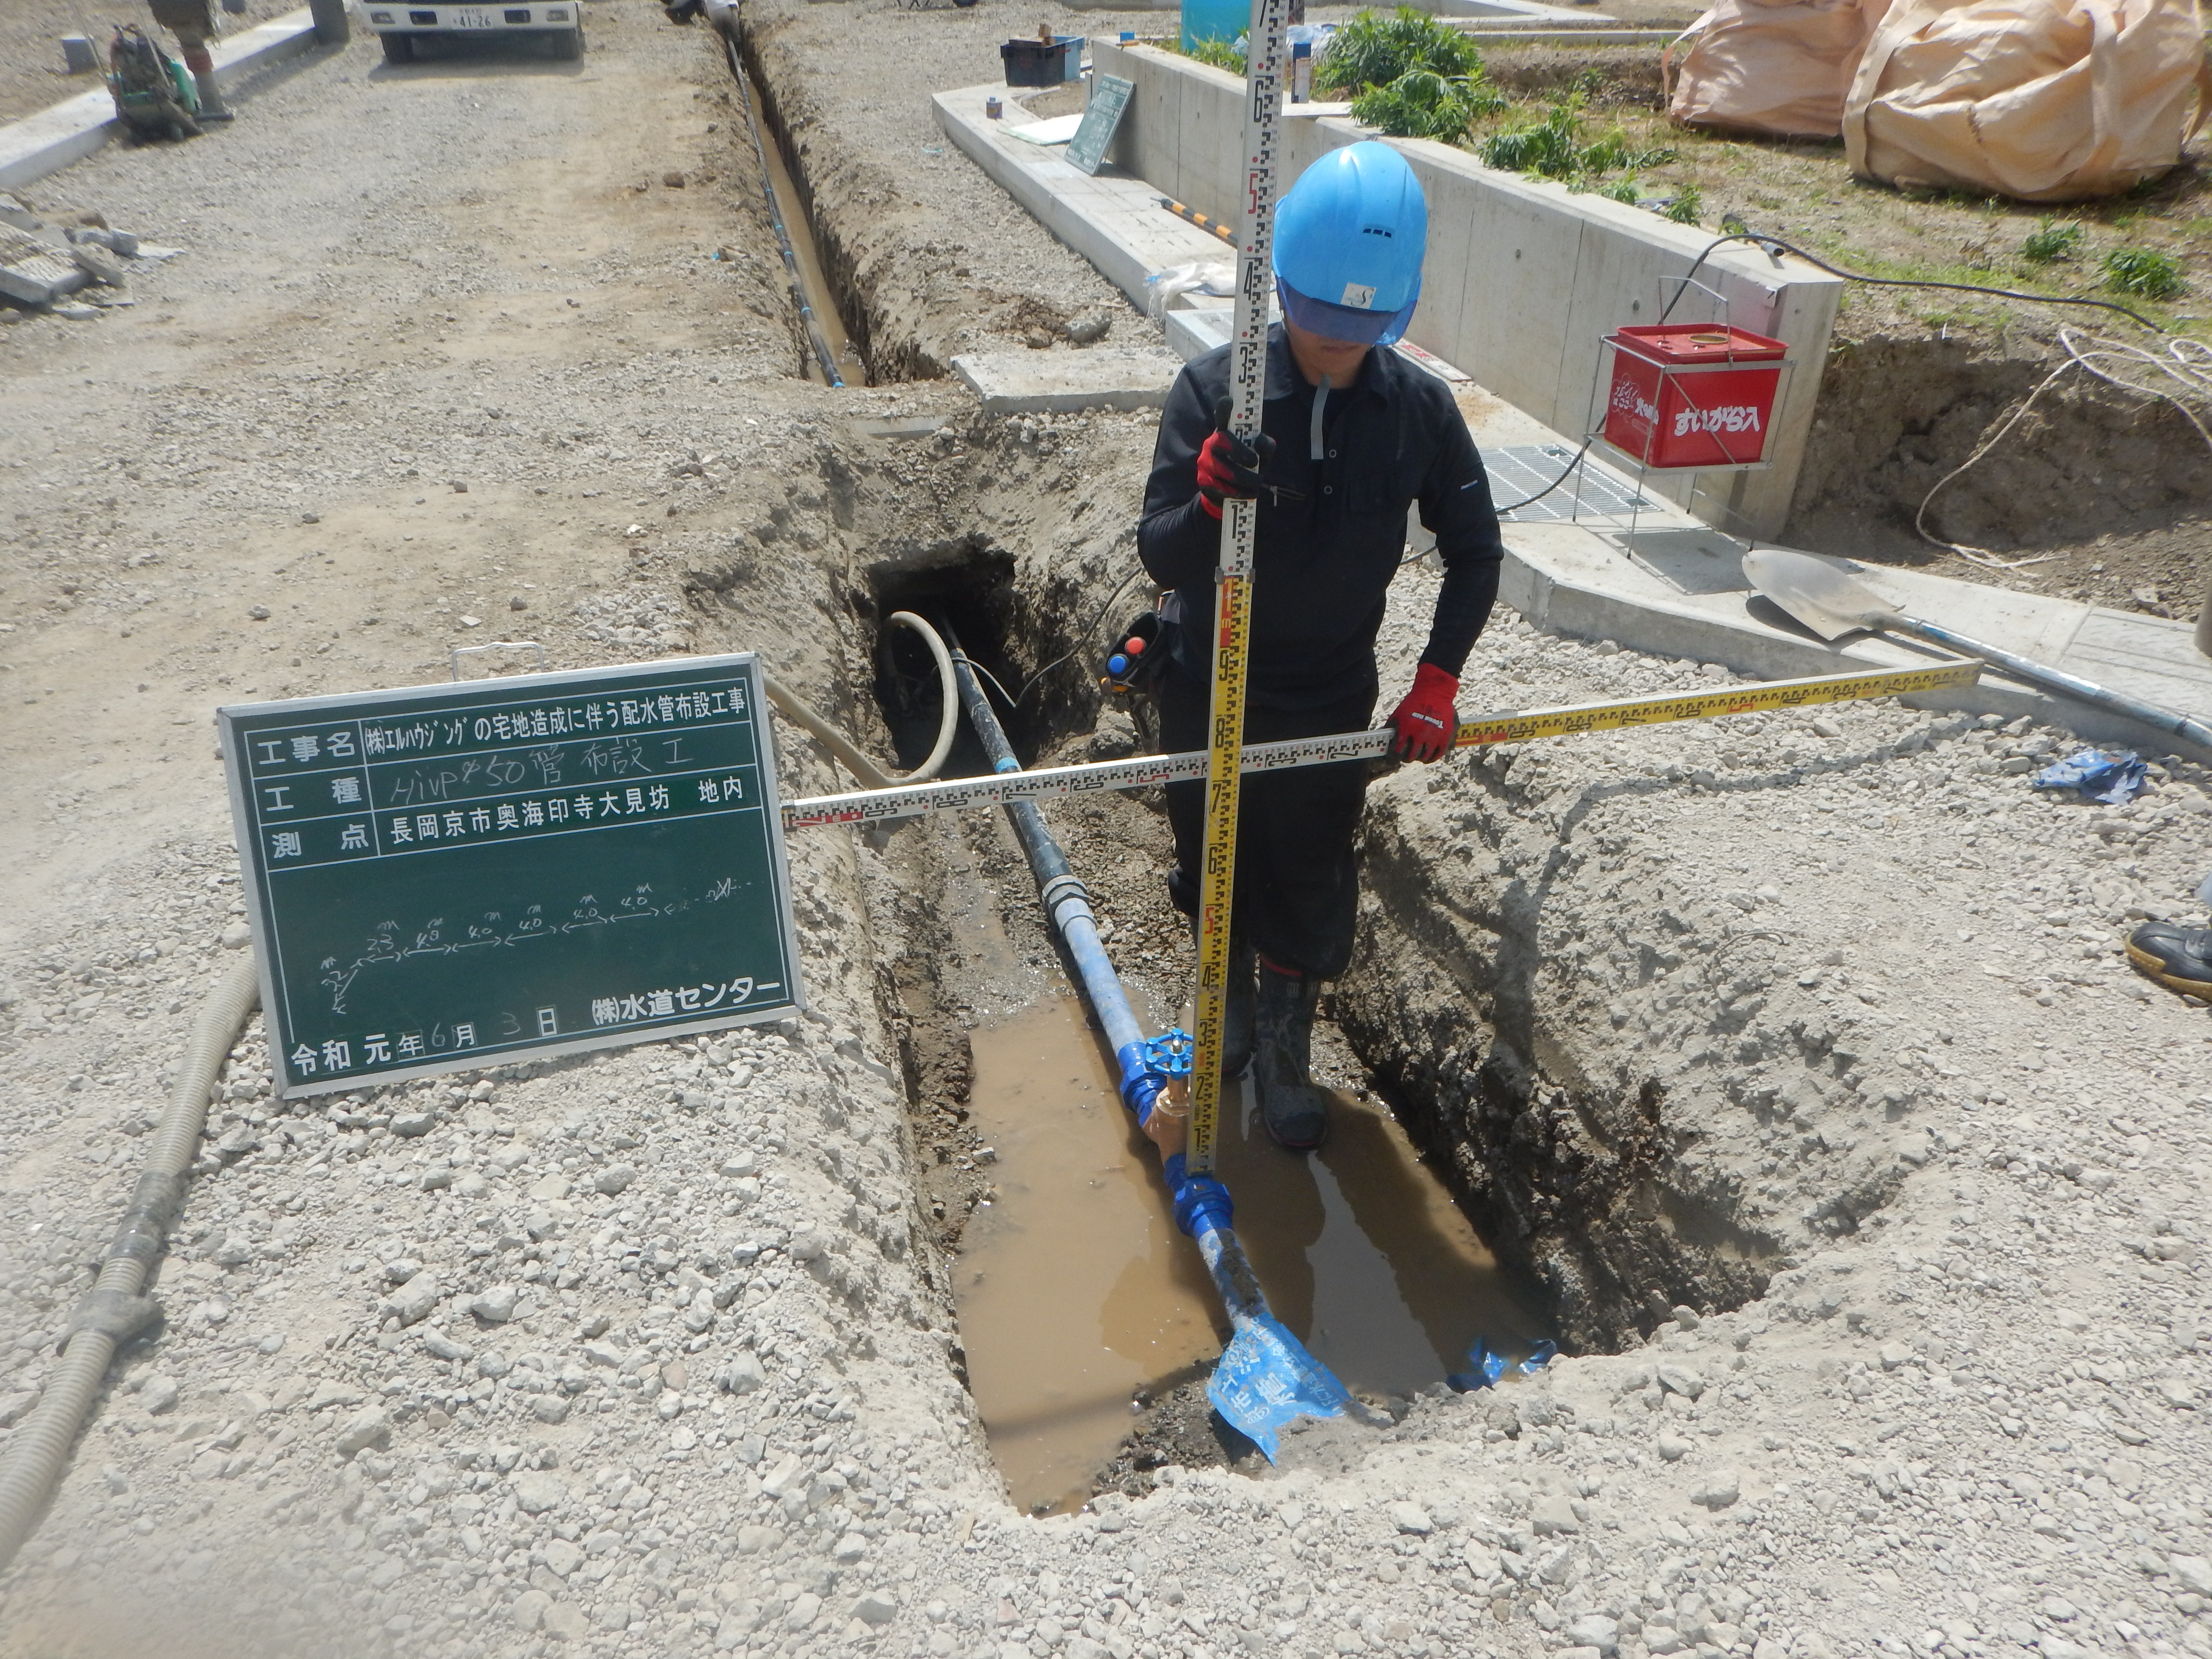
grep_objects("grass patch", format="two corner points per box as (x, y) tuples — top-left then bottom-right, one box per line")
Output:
(2104, 247), (2186, 300)
(2020, 218), (2083, 264)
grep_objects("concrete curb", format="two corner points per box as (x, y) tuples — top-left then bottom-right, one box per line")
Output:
(0, 8), (325, 194)
(931, 84), (1229, 315)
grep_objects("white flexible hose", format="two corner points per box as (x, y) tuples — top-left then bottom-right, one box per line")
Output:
(763, 611), (956, 791)
(0, 952), (261, 1573)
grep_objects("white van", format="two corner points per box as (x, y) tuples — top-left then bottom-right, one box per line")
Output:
(355, 0), (584, 62)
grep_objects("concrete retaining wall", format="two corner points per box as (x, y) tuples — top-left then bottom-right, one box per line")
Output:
(1089, 40), (1842, 540)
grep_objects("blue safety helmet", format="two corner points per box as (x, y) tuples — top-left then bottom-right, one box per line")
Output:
(1273, 141), (1428, 348)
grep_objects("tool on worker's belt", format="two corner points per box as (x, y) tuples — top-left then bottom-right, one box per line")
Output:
(1100, 606), (1169, 695)
(784, 661), (1985, 829)
(1744, 548), (2212, 753)
(1189, 0), (1291, 1181)
(1158, 196), (1238, 247)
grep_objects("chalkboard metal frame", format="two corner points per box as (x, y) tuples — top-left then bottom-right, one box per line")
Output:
(219, 653), (805, 1099)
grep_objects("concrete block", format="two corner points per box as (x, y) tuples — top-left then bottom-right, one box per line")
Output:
(951, 349), (1183, 415)
(61, 36), (99, 74)
(0, 248), (86, 308)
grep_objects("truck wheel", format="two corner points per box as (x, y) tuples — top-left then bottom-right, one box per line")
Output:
(550, 23), (583, 58)
(380, 30), (413, 62)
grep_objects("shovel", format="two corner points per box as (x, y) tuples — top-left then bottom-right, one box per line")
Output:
(1743, 549), (2212, 752)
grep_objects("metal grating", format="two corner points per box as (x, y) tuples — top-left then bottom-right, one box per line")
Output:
(1484, 445), (1654, 523)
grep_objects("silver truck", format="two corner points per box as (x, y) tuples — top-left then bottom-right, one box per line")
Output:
(355, 0), (584, 62)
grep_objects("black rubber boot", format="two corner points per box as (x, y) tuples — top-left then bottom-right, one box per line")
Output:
(1253, 959), (1328, 1151)
(2128, 922), (2212, 1000)
(1187, 921), (1256, 1080)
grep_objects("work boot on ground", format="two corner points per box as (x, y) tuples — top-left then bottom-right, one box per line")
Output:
(1253, 959), (1328, 1151)
(1185, 922), (1256, 1080)
(2127, 922), (2212, 1000)
(192, 70), (234, 120)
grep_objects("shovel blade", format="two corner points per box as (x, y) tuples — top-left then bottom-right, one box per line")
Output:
(1206, 1311), (1354, 1462)
(1742, 549), (1900, 642)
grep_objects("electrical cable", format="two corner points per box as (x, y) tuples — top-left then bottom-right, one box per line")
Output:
(1660, 228), (2163, 331)
(955, 566), (1152, 715)
(1915, 325), (2212, 568)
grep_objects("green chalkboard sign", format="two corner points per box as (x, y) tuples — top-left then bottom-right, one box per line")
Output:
(219, 654), (803, 1099)
(1067, 72), (1133, 177)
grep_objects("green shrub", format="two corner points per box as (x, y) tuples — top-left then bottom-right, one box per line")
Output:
(2103, 247), (2185, 300)
(2019, 218), (2083, 264)
(1317, 6), (1486, 94)
(1664, 183), (1704, 225)
(1348, 67), (1505, 142)
(1602, 178), (1643, 205)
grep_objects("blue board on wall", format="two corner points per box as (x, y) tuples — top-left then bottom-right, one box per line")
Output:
(219, 653), (804, 1098)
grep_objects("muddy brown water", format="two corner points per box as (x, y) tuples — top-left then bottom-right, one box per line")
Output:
(737, 71), (866, 387)
(954, 993), (1542, 1515)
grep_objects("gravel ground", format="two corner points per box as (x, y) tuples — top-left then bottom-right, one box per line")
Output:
(2, 9), (2212, 1659)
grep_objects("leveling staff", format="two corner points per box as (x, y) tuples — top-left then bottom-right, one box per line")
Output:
(1138, 142), (1505, 1154)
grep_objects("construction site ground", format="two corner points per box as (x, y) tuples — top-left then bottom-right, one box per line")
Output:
(2, 5), (2211, 1659)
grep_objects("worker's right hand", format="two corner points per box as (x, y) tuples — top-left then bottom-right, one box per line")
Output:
(1196, 394), (1275, 519)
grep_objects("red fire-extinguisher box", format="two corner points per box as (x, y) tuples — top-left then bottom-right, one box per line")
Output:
(1601, 325), (1788, 469)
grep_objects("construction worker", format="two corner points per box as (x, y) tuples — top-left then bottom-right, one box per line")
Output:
(1138, 141), (1503, 1153)
(147, 0), (234, 122)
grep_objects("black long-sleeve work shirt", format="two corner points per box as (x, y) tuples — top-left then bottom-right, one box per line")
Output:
(1138, 325), (1505, 713)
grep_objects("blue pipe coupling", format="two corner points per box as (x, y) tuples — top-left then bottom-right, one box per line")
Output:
(1163, 1152), (1235, 1239)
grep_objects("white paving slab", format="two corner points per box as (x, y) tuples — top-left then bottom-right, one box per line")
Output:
(932, 83), (1229, 314)
(951, 348), (1183, 414)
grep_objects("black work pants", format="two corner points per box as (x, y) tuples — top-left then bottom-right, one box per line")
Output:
(1159, 670), (1376, 981)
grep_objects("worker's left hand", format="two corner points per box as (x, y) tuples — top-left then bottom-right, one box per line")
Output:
(1388, 663), (1459, 763)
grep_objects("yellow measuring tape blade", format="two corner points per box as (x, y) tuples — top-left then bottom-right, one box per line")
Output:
(1451, 660), (1983, 745)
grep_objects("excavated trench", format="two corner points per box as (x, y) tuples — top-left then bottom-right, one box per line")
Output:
(703, 25), (1983, 1513)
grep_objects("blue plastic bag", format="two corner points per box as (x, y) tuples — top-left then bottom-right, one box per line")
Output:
(1207, 1311), (1354, 1461)
(2033, 748), (2147, 805)
(1446, 1337), (1508, 1393)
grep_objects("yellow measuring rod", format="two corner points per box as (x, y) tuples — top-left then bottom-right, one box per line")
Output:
(781, 660), (1984, 830)
(1182, 0), (1294, 1176)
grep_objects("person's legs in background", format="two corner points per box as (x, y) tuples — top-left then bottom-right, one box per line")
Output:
(148, 0), (233, 120)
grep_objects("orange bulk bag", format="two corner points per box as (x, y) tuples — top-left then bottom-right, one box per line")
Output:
(1667, 0), (1895, 138)
(1843, 0), (2212, 201)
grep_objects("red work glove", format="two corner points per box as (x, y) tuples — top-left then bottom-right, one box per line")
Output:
(1195, 393), (1275, 520)
(1389, 662), (1459, 763)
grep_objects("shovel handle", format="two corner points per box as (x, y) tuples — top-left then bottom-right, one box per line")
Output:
(1896, 616), (2212, 753)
